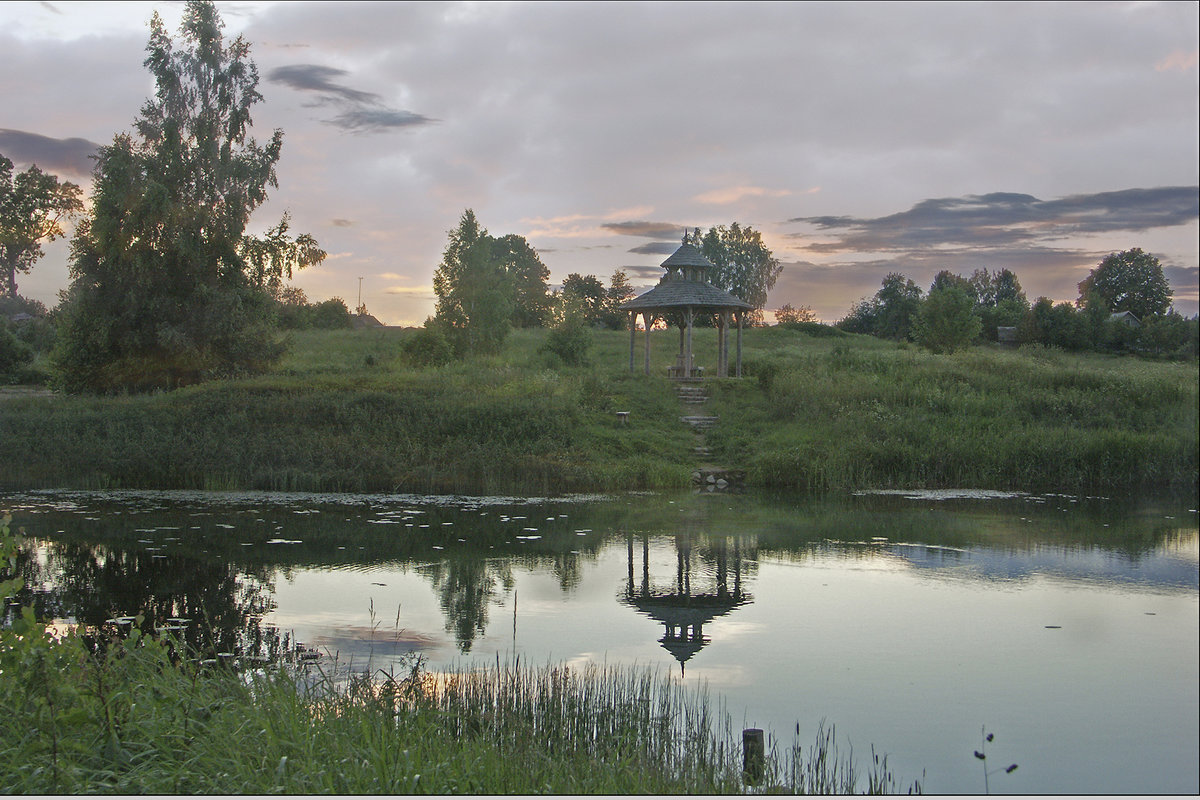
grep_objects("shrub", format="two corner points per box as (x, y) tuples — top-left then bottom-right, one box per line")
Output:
(541, 313), (592, 367)
(401, 325), (455, 367)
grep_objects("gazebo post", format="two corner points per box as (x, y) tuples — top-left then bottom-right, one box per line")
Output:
(721, 310), (730, 378)
(735, 311), (743, 378)
(628, 311), (636, 372)
(685, 306), (694, 378)
(643, 312), (652, 375)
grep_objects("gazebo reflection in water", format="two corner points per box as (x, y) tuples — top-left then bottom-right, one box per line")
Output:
(622, 531), (755, 675)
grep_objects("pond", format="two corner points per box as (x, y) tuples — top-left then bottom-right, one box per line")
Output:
(2, 487), (1197, 795)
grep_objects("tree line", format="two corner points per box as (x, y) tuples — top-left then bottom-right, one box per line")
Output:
(835, 250), (1196, 359)
(404, 210), (782, 367)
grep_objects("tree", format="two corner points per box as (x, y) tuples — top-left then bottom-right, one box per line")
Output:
(776, 303), (817, 324)
(912, 285), (981, 354)
(560, 273), (607, 325)
(0, 155), (84, 297)
(968, 268), (1028, 341)
(53, 1), (322, 393)
(1077, 248), (1172, 319)
(874, 273), (924, 340)
(929, 270), (976, 300)
(491, 233), (551, 328)
(685, 223), (782, 321)
(432, 210), (513, 355)
(601, 269), (635, 329)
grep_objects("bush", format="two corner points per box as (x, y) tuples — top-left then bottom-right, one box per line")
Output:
(0, 324), (33, 380)
(401, 325), (455, 367)
(541, 313), (592, 367)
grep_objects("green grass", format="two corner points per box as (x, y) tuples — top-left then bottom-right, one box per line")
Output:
(0, 325), (1194, 495)
(0, 620), (919, 794)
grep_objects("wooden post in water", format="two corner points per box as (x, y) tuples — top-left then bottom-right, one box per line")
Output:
(743, 727), (765, 785)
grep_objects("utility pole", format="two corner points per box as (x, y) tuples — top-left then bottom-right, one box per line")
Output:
(357, 277), (363, 310)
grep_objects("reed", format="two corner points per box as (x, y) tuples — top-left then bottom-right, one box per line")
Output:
(0, 620), (921, 794)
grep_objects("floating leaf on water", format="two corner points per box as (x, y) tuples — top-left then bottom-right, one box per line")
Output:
(1005, 765), (1018, 773)
(216, 524), (235, 529)
(431, 545), (444, 550)
(1045, 625), (1062, 629)
(974, 751), (986, 760)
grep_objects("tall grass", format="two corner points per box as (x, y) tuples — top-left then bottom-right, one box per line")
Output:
(705, 331), (1197, 494)
(0, 621), (920, 794)
(1, 325), (1194, 494)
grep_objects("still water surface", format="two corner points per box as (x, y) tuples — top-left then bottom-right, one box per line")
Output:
(3, 488), (1197, 794)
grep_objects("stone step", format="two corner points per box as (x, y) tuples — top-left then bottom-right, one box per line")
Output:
(680, 415), (718, 430)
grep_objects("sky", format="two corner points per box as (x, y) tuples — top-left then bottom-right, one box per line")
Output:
(2, 0), (1197, 324)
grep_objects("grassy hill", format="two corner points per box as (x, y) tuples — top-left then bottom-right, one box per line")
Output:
(1, 325), (1195, 495)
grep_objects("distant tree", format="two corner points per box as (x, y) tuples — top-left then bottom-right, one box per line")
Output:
(968, 268), (1029, 341)
(432, 210), (513, 355)
(1136, 312), (1198, 359)
(310, 297), (352, 329)
(776, 303), (817, 324)
(1077, 248), (1172, 319)
(837, 296), (879, 335)
(929, 270), (976, 300)
(53, 1), (323, 393)
(491, 233), (551, 328)
(1024, 298), (1091, 350)
(560, 273), (607, 325)
(874, 273), (924, 340)
(541, 301), (593, 366)
(684, 223), (782, 321)
(601, 269), (636, 329)
(0, 154), (84, 297)
(912, 285), (981, 354)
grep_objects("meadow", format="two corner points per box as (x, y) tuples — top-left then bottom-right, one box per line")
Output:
(1, 325), (1195, 495)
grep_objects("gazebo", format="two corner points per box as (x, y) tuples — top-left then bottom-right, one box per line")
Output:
(621, 240), (753, 378)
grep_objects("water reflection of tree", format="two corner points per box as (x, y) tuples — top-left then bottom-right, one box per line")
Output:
(419, 557), (514, 653)
(17, 539), (279, 659)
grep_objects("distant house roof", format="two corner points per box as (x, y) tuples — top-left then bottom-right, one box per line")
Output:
(352, 313), (385, 329)
(620, 242), (752, 312)
(1109, 310), (1141, 327)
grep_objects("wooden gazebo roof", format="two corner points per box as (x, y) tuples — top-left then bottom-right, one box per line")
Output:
(620, 243), (752, 312)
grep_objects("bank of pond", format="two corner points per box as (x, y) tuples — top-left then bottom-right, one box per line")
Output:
(1, 327), (1196, 496)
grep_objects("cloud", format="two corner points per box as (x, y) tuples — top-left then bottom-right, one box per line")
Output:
(330, 218), (354, 227)
(267, 64), (381, 105)
(628, 242), (678, 256)
(0, 128), (98, 177)
(327, 109), (434, 133)
(1156, 49), (1199, 72)
(791, 187), (1200, 254)
(694, 185), (793, 205)
(267, 62), (434, 134)
(601, 221), (682, 239)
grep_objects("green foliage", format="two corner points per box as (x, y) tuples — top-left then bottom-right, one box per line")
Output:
(684, 223), (782, 319)
(1078, 248), (1172, 319)
(52, 1), (320, 393)
(432, 210), (551, 349)
(0, 322), (33, 379)
(0, 154), (84, 297)
(401, 323), (455, 368)
(775, 303), (817, 324)
(839, 273), (923, 341)
(913, 285), (982, 354)
(541, 308), (593, 366)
